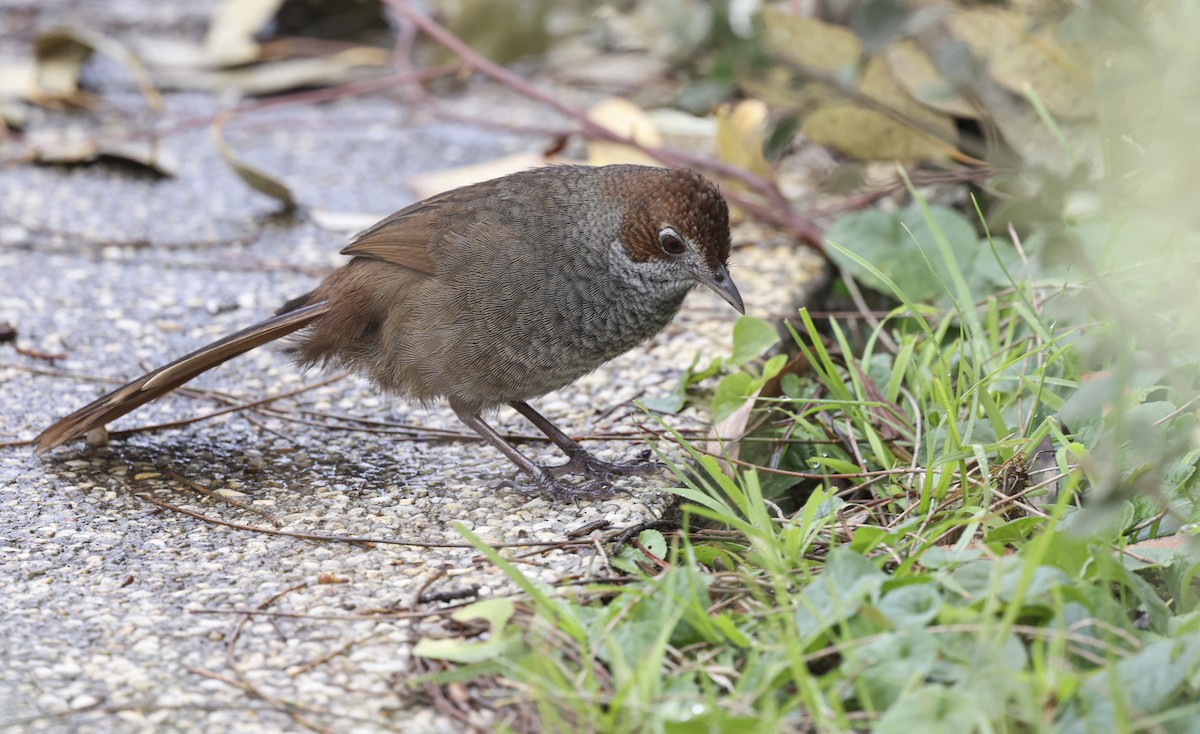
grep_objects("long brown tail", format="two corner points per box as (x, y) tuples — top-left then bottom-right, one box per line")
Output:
(34, 301), (331, 454)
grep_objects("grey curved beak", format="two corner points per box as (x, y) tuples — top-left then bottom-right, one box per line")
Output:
(691, 262), (745, 314)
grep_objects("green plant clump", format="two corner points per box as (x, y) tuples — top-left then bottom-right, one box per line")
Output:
(409, 2), (1200, 731)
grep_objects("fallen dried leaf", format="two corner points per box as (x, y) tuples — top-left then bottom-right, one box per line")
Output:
(310, 209), (387, 234)
(585, 97), (663, 167)
(205, 0), (287, 67)
(21, 128), (179, 176)
(715, 99), (772, 179)
(407, 151), (557, 200)
(0, 99), (29, 130)
(442, 0), (556, 65)
(753, 8), (959, 162)
(800, 56), (959, 161)
(946, 6), (1094, 119)
(156, 47), (391, 95)
(0, 58), (36, 101)
(212, 113), (297, 210)
(884, 40), (977, 119)
(33, 28), (162, 110)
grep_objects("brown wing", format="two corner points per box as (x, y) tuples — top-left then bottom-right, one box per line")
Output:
(340, 167), (570, 274)
(339, 186), (478, 275)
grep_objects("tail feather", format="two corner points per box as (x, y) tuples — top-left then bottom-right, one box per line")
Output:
(34, 301), (330, 454)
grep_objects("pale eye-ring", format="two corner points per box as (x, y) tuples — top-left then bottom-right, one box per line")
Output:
(659, 228), (685, 255)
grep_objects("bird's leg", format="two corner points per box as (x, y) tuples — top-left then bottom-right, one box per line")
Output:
(451, 403), (619, 501)
(508, 401), (663, 480)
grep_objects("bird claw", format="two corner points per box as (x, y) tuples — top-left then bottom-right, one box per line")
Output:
(494, 448), (662, 502)
(547, 448), (665, 481)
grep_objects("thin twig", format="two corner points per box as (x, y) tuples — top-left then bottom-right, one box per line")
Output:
(383, 0), (825, 248)
(159, 465), (283, 528)
(217, 584), (340, 734)
(120, 472), (607, 549)
(105, 372), (350, 440)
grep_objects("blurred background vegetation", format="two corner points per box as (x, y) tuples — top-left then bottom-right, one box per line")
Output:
(4, 0), (1200, 730)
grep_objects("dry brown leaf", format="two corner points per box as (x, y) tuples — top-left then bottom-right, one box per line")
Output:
(646, 108), (716, 141)
(707, 352), (813, 474)
(407, 152), (559, 200)
(22, 128), (179, 176)
(760, 9), (858, 73)
(706, 383), (760, 472)
(715, 99), (772, 179)
(0, 99), (27, 129)
(754, 8), (958, 162)
(585, 98), (663, 167)
(205, 0), (286, 67)
(801, 56), (958, 161)
(212, 114), (296, 210)
(974, 77), (1096, 173)
(442, 0), (556, 65)
(33, 29), (162, 110)
(310, 209), (388, 234)
(0, 59), (35, 105)
(945, 7), (1093, 119)
(156, 47), (390, 96)
(713, 99), (772, 222)
(32, 34), (90, 100)
(547, 49), (669, 90)
(884, 40), (977, 119)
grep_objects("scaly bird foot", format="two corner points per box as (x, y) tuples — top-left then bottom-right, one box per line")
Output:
(547, 448), (665, 482)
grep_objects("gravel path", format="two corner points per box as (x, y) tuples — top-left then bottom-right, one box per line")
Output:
(0, 4), (825, 731)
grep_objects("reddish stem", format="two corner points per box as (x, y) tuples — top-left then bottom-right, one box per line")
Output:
(383, 0), (824, 250)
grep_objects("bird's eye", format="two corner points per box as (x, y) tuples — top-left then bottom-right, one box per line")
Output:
(660, 230), (685, 255)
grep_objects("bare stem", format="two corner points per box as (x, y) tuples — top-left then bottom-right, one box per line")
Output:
(384, 0), (825, 249)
